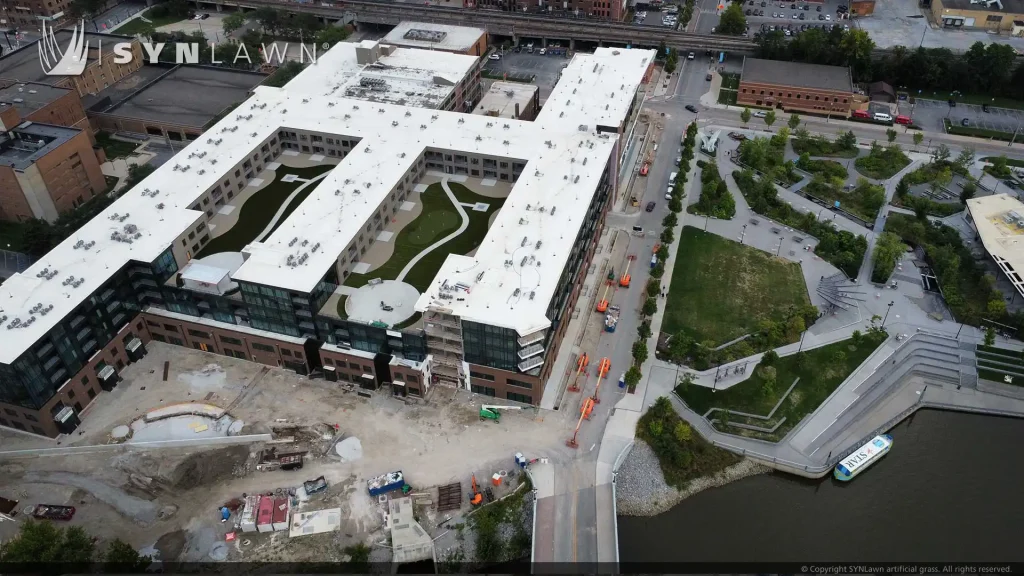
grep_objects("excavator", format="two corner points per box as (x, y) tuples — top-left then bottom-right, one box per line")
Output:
(595, 282), (612, 313)
(470, 475), (483, 506)
(619, 255), (635, 288)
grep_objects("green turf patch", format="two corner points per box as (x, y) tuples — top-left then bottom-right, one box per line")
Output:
(676, 330), (888, 441)
(717, 89), (738, 106)
(662, 226), (811, 346)
(976, 344), (1023, 359)
(977, 367), (1024, 387)
(95, 132), (141, 160)
(342, 182), (504, 293)
(115, 8), (187, 34)
(197, 164), (334, 257)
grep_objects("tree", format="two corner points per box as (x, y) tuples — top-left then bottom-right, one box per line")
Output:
(662, 212), (678, 228)
(624, 365), (642, 389)
(223, 12), (247, 36)
(759, 365), (777, 398)
(646, 280), (660, 298)
(0, 521), (95, 565)
(764, 109), (776, 130)
(954, 146), (976, 173)
(760, 349), (779, 366)
(677, 372), (694, 393)
(254, 6), (282, 34)
(660, 228), (674, 244)
(638, 320), (652, 340)
(787, 114), (800, 130)
(987, 298), (1007, 317)
(632, 340), (649, 365)
(837, 130), (857, 151)
(104, 539), (153, 573)
(872, 232), (905, 283)
(984, 326), (996, 347)
(933, 143), (952, 163)
(960, 181), (977, 204)
(68, 0), (106, 23)
(642, 297), (657, 316)
(851, 329), (863, 346)
(650, 263), (665, 279)
(656, 245), (669, 262)
(740, 107), (752, 127)
(21, 219), (57, 258)
(895, 177), (910, 199)
(673, 421), (693, 443)
(989, 155), (1012, 178)
(913, 132), (924, 150)
(316, 25), (350, 47)
(886, 128), (897, 143)
(718, 2), (747, 35)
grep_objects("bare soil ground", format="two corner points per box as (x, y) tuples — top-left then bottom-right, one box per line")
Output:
(0, 342), (574, 563)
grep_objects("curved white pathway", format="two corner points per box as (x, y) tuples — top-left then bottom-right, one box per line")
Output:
(255, 172), (331, 242)
(395, 177), (469, 282)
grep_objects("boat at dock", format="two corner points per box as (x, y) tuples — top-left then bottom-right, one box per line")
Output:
(833, 434), (893, 481)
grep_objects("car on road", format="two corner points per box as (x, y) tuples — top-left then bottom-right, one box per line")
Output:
(489, 54), (501, 60)
(753, 110), (767, 118)
(728, 132), (747, 141)
(705, 72), (713, 81)
(201, 13), (209, 19)
(746, 8), (752, 14)
(646, 201), (657, 212)
(685, 104), (698, 113)
(983, 103), (990, 112)
(688, 51), (695, 59)
(539, 48), (546, 55)
(825, 13), (831, 19)
(818, 14), (825, 19)
(799, 12), (805, 19)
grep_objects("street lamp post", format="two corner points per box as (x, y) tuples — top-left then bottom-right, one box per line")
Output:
(882, 300), (894, 327)
(740, 224), (747, 244)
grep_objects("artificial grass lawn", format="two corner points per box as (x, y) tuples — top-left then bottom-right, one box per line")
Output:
(662, 226), (811, 346)
(977, 367), (1024, 386)
(96, 132), (140, 159)
(676, 331), (888, 441)
(197, 164), (334, 257)
(342, 182), (505, 295)
(115, 8), (187, 34)
(717, 89), (738, 106)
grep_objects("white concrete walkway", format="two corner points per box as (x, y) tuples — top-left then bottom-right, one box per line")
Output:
(255, 172), (331, 242)
(395, 177), (469, 283)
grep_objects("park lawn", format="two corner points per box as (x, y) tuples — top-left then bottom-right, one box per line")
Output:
(662, 226), (811, 346)
(804, 178), (885, 222)
(343, 182), (463, 290)
(676, 331), (888, 441)
(267, 165), (341, 237)
(115, 8), (186, 34)
(720, 73), (740, 90)
(717, 90), (738, 106)
(197, 164), (334, 257)
(636, 397), (742, 489)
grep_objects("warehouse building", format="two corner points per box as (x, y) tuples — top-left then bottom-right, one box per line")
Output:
(737, 57), (855, 118)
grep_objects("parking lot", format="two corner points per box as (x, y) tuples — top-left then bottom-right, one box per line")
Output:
(632, 7), (682, 28)
(906, 98), (1024, 134)
(483, 49), (572, 102)
(741, 0), (853, 34)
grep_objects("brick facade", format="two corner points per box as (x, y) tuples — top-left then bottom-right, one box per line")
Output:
(737, 80), (853, 117)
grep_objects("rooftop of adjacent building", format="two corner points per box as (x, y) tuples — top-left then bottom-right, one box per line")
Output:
(0, 39), (654, 363)
(382, 21), (487, 53)
(740, 56), (854, 94)
(82, 64), (268, 129)
(0, 120), (80, 171)
(937, 0), (1024, 13)
(0, 30), (135, 85)
(966, 194), (1024, 293)
(472, 81), (538, 119)
(0, 81), (72, 118)
(283, 40), (479, 109)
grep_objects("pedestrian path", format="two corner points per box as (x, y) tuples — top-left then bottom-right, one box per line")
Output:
(395, 178), (469, 283)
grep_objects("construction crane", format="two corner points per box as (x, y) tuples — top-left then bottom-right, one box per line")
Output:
(567, 397), (595, 448)
(479, 405), (523, 423)
(592, 357), (611, 404)
(470, 475), (482, 506)
(595, 281), (612, 313)
(619, 255), (636, 288)
(568, 353), (589, 393)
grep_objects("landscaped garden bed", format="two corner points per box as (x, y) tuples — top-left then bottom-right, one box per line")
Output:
(637, 397), (742, 489)
(791, 129), (859, 159)
(853, 143), (911, 180)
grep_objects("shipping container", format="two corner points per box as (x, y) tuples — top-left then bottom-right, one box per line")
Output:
(272, 498), (290, 532)
(256, 496), (274, 533)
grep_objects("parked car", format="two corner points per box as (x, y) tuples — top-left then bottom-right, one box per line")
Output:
(895, 115), (912, 125)
(489, 54), (501, 60)
(705, 72), (713, 81)
(753, 110), (767, 118)
(646, 201), (657, 212)
(852, 109), (870, 119)
(816, 4), (821, 10)
(728, 132), (747, 141)
(685, 104), (698, 113)
(688, 51), (695, 59)
(640, 162), (650, 176)
(961, 118), (970, 127)
(983, 103), (991, 112)
(799, 12), (805, 19)
(539, 48), (546, 55)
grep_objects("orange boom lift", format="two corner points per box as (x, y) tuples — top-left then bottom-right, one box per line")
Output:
(568, 353), (589, 393)
(619, 255), (635, 288)
(592, 357), (611, 404)
(566, 397), (595, 448)
(596, 282), (612, 313)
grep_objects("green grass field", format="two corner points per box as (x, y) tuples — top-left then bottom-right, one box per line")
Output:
(676, 331), (888, 441)
(662, 226), (811, 346)
(197, 164), (334, 257)
(341, 182), (504, 300)
(115, 8), (187, 34)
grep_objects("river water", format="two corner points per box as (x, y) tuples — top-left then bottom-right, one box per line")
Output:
(618, 410), (1024, 562)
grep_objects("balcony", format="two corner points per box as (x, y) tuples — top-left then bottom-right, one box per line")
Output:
(426, 312), (460, 329)
(517, 343), (544, 360)
(517, 330), (545, 347)
(518, 356), (544, 372)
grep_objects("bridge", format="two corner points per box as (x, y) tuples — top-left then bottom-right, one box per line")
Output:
(209, 0), (759, 53)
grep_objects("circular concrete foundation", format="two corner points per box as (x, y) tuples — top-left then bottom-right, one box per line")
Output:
(346, 280), (419, 326)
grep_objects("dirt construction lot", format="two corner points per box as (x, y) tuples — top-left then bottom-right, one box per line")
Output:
(0, 342), (573, 564)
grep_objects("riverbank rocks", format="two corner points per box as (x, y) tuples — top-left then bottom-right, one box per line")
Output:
(615, 440), (771, 517)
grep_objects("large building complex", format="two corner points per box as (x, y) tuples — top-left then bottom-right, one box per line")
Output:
(928, 0), (1024, 32)
(966, 194), (1024, 298)
(0, 37), (654, 437)
(382, 21), (489, 56)
(737, 57), (855, 118)
(0, 32), (145, 98)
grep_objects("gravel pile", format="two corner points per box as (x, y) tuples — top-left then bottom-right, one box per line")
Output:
(614, 440), (770, 517)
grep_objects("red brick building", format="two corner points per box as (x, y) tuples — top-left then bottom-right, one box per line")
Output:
(737, 57), (855, 118)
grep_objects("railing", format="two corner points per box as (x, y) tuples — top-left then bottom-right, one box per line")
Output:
(517, 343), (545, 360)
(518, 355), (544, 372)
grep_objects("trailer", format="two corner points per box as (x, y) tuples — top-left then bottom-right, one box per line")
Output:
(256, 450), (305, 472)
(239, 495), (260, 533)
(367, 471), (405, 496)
(31, 505), (75, 521)
(256, 497), (274, 533)
(604, 306), (620, 333)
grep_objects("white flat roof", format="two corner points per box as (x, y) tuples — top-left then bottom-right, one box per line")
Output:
(967, 194), (1024, 296)
(284, 39), (478, 109)
(473, 81), (537, 119)
(383, 21), (486, 53)
(0, 39), (653, 362)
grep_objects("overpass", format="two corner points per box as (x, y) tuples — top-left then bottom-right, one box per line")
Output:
(209, 0), (758, 53)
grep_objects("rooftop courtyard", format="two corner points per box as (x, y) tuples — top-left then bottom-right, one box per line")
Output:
(321, 173), (512, 329)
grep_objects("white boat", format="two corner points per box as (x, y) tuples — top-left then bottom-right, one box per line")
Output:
(833, 434), (892, 481)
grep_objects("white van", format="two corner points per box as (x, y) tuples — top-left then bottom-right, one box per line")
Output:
(873, 112), (893, 122)
(669, 171), (678, 182)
